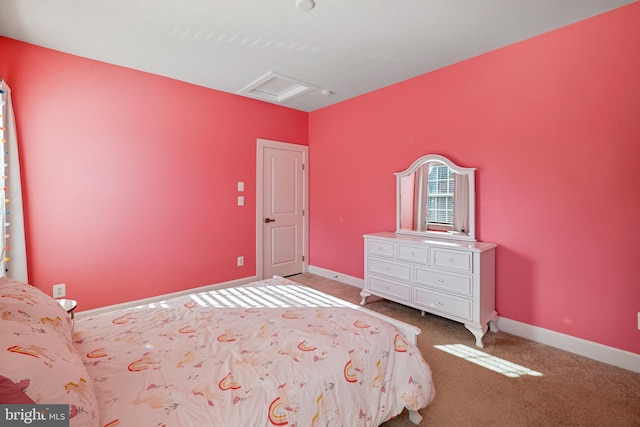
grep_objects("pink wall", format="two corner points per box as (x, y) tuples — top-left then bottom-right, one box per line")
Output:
(0, 37), (308, 310)
(308, 3), (640, 354)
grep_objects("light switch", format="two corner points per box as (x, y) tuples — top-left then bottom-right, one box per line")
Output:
(237, 196), (244, 206)
(237, 181), (244, 192)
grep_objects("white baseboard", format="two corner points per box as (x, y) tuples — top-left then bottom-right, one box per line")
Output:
(307, 265), (363, 289)
(76, 275), (259, 318)
(497, 317), (640, 373)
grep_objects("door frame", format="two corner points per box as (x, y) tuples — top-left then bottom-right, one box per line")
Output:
(256, 138), (309, 279)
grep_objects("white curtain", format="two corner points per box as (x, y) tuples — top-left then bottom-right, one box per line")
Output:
(0, 79), (28, 282)
(413, 165), (428, 232)
(453, 173), (469, 234)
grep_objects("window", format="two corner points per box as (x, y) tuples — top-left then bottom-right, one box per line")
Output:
(426, 164), (454, 226)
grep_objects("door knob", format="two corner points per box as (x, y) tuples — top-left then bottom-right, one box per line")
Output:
(264, 218), (276, 223)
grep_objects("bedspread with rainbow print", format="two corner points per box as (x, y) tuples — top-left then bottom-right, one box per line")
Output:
(73, 276), (435, 426)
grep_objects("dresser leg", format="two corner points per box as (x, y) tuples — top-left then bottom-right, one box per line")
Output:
(359, 290), (371, 306)
(489, 314), (499, 333)
(465, 323), (488, 348)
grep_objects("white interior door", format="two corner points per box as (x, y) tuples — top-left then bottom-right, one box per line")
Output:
(257, 139), (307, 279)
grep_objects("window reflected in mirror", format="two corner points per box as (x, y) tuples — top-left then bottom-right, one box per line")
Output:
(427, 162), (454, 228)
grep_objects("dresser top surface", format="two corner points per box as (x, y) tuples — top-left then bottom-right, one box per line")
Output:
(364, 231), (497, 252)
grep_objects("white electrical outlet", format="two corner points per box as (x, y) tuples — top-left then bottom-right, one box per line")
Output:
(53, 283), (66, 298)
(237, 256), (244, 267)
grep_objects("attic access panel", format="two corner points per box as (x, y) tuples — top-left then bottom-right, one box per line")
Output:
(237, 71), (318, 103)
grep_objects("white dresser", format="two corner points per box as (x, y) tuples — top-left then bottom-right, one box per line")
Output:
(361, 232), (497, 347)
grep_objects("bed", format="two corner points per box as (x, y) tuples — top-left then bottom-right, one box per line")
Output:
(0, 275), (435, 426)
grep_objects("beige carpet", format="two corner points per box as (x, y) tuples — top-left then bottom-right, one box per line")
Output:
(289, 273), (640, 427)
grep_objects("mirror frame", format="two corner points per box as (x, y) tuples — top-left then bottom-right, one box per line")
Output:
(395, 154), (476, 242)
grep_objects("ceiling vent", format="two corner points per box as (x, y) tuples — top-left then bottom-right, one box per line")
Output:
(237, 71), (318, 104)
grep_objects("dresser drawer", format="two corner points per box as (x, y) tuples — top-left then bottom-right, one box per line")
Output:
(367, 239), (395, 258)
(414, 288), (472, 321)
(397, 244), (429, 264)
(432, 248), (472, 272)
(414, 267), (472, 297)
(368, 276), (411, 303)
(368, 257), (411, 282)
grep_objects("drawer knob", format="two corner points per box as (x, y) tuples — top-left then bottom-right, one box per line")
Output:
(410, 251), (416, 256)
(378, 246), (384, 251)
(449, 258), (455, 262)
(438, 301), (444, 306)
(438, 278), (444, 283)
(385, 286), (391, 291)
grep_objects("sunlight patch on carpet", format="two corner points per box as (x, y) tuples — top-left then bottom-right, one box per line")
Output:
(435, 344), (543, 378)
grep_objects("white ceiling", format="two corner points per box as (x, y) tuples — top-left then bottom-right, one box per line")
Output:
(0, 0), (634, 112)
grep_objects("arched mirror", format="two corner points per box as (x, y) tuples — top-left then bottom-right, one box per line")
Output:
(396, 154), (476, 242)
